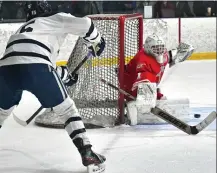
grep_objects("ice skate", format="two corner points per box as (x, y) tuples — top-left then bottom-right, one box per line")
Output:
(73, 138), (106, 173)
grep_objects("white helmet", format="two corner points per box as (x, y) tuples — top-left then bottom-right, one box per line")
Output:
(144, 34), (166, 64)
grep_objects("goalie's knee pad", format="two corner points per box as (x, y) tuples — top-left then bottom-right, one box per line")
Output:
(0, 106), (14, 126)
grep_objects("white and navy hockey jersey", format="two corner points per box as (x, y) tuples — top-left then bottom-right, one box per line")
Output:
(0, 12), (100, 67)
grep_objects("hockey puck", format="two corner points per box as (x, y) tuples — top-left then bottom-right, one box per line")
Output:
(194, 114), (201, 118)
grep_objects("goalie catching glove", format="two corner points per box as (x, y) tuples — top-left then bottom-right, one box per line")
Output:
(56, 66), (78, 87)
(168, 42), (194, 67)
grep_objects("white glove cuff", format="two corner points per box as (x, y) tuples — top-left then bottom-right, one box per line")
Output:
(56, 66), (69, 81)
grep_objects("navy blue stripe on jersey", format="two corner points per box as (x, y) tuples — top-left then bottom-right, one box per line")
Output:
(69, 128), (86, 139)
(52, 70), (68, 99)
(6, 39), (51, 53)
(64, 117), (82, 128)
(1, 51), (51, 62)
(83, 21), (94, 39)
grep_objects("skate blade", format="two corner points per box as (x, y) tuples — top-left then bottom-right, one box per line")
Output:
(87, 163), (105, 173)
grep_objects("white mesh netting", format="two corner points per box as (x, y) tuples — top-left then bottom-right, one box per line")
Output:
(35, 14), (143, 128)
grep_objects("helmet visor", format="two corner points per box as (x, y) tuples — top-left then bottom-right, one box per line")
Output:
(151, 44), (165, 56)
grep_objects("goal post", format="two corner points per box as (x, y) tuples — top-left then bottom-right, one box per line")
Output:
(118, 14), (143, 123)
(35, 13), (143, 128)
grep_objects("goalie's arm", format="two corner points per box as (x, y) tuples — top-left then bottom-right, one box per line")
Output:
(168, 42), (194, 67)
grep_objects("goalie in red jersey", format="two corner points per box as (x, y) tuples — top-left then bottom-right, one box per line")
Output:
(121, 34), (194, 124)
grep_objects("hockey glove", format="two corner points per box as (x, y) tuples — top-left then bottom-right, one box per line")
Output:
(168, 42), (194, 68)
(88, 37), (106, 57)
(64, 73), (78, 87)
(56, 66), (78, 87)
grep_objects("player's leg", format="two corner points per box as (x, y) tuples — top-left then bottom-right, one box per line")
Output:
(23, 64), (105, 170)
(0, 66), (23, 128)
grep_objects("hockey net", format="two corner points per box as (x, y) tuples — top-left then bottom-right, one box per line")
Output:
(35, 14), (144, 128)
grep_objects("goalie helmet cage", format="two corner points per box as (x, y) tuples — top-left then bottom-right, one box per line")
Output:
(35, 13), (143, 128)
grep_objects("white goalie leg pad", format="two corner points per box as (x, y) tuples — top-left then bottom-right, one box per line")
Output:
(136, 82), (157, 113)
(53, 97), (90, 144)
(0, 106), (15, 126)
(126, 101), (138, 125)
(127, 82), (157, 125)
(137, 98), (190, 124)
(154, 98), (190, 122)
(127, 98), (190, 125)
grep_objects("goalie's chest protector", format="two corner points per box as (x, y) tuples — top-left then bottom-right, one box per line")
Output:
(134, 51), (169, 84)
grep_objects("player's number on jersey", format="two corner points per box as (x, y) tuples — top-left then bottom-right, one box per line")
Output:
(20, 20), (35, 33)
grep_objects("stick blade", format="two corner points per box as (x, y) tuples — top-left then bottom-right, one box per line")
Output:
(13, 106), (44, 127)
(13, 113), (28, 126)
(191, 111), (217, 135)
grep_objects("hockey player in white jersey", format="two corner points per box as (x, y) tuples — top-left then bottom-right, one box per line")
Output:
(0, 1), (106, 173)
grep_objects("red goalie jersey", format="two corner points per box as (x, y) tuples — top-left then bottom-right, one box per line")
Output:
(123, 48), (169, 101)
(120, 34), (194, 103)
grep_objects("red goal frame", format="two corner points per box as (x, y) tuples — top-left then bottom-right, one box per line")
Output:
(90, 13), (144, 124)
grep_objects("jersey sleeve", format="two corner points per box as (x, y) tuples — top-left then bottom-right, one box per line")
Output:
(59, 13), (101, 44)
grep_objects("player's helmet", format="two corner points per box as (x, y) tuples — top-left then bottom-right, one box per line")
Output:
(24, 1), (52, 21)
(144, 34), (166, 64)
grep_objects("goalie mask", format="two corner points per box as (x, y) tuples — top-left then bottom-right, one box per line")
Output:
(144, 34), (166, 64)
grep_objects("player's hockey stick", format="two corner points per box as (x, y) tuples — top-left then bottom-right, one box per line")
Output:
(150, 107), (216, 135)
(70, 51), (92, 76)
(13, 51), (92, 126)
(100, 78), (216, 135)
(13, 106), (44, 127)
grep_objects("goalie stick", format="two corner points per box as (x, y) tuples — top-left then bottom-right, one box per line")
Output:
(13, 51), (92, 126)
(100, 78), (216, 135)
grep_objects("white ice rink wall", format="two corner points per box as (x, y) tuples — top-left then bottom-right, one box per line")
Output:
(0, 17), (216, 63)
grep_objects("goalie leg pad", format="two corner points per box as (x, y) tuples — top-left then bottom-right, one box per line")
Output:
(53, 97), (90, 145)
(127, 82), (157, 125)
(126, 101), (138, 126)
(135, 82), (157, 113)
(127, 98), (190, 125)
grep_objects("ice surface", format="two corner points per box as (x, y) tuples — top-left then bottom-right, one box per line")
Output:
(0, 60), (216, 173)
